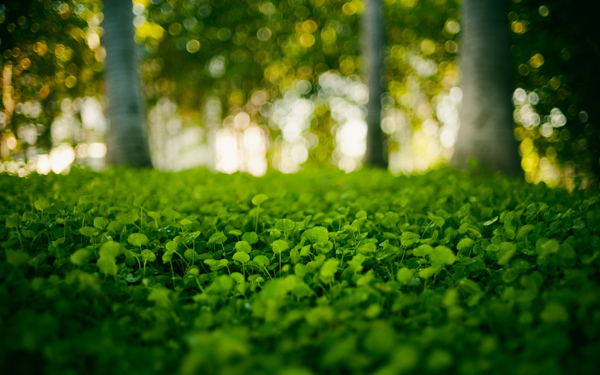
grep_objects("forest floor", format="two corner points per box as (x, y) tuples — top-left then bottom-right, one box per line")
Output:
(1, 167), (599, 375)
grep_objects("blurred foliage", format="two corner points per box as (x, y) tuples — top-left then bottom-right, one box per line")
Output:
(138, 0), (358, 111)
(510, 0), (600, 186)
(0, 0), (598, 186)
(0, 0), (102, 152)
(124, 0), (461, 169)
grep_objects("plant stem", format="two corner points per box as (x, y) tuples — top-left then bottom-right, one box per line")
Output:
(262, 265), (273, 280)
(170, 262), (175, 288)
(15, 228), (24, 252)
(255, 204), (260, 233)
(195, 277), (205, 293)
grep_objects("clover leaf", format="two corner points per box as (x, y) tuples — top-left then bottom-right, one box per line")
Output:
(128, 233), (149, 248)
(233, 252), (250, 264)
(251, 194), (269, 206)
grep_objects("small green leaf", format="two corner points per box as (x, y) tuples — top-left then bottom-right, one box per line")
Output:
(148, 287), (172, 308)
(97, 256), (118, 276)
(275, 218), (295, 232)
(208, 232), (227, 245)
(320, 258), (339, 282)
(253, 255), (270, 267)
(5, 213), (21, 228)
(418, 267), (440, 279)
(357, 270), (375, 286)
(483, 216), (498, 226)
(166, 241), (178, 253)
(300, 245), (311, 256)
(540, 302), (569, 323)
(429, 246), (456, 267)
(162, 250), (174, 263)
(357, 243), (377, 254)
(93, 217), (108, 229)
(502, 269), (519, 283)
(34, 198), (49, 211)
(397, 267), (413, 285)
(210, 275), (234, 294)
(107, 221), (125, 234)
(413, 245), (433, 257)
(22, 211), (38, 222)
(141, 249), (156, 262)
(128, 233), (149, 247)
(184, 249), (197, 262)
(6, 250), (31, 266)
(99, 241), (124, 259)
(295, 263), (307, 277)
(70, 249), (91, 266)
(233, 252), (250, 264)
(517, 224), (535, 241)
(235, 241), (252, 253)
(428, 214), (445, 228)
(536, 238), (559, 256)
(180, 218), (193, 226)
(251, 194), (269, 206)
(269, 229), (281, 239)
(497, 242), (517, 266)
(79, 226), (100, 237)
(293, 283), (313, 298)
(230, 272), (245, 284)
(303, 226), (329, 244)
(124, 273), (143, 283)
(558, 243), (576, 259)
(271, 239), (289, 254)
(401, 231), (420, 246)
(22, 230), (36, 238)
(118, 210), (139, 225)
(161, 208), (181, 220)
(458, 279), (483, 295)
(242, 231), (259, 244)
(504, 211), (517, 232)
(457, 238), (474, 251)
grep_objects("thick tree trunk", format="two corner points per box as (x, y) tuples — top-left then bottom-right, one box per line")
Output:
(453, 0), (520, 175)
(102, 0), (152, 167)
(1, 64), (14, 161)
(362, 0), (387, 167)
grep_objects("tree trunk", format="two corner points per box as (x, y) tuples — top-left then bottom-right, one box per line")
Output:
(453, 0), (520, 175)
(362, 0), (387, 167)
(102, 0), (152, 167)
(1, 63), (15, 161)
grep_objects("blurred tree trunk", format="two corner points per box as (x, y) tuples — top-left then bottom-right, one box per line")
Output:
(1, 64), (15, 161)
(362, 0), (387, 167)
(453, 0), (520, 175)
(102, 0), (152, 167)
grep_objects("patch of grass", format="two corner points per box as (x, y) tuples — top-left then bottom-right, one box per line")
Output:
(1, 167), (599, 375)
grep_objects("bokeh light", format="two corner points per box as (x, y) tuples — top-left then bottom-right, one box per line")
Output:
(0, 0), (596, 189)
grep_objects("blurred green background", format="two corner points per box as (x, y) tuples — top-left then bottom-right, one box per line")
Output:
(0, 0), (598, 189)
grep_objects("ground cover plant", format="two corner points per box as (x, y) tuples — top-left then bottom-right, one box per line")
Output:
(1, 167), (599, 375)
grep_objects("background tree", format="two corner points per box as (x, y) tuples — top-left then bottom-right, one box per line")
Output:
(452, 0), (520, 174)
(2, 0), (598, 187)
(362, 0), (386, 167)
(0, 0), (100, 162)
(102, 0), (152, 167)
(510, 0), (600, 187)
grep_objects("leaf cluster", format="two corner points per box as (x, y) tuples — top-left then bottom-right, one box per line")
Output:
(0, 167), (599, 374)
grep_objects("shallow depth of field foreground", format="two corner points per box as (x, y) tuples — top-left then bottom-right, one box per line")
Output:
(1, 167), (599, 375)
